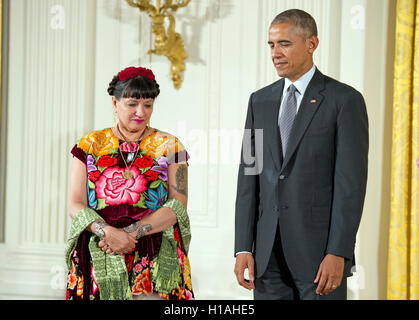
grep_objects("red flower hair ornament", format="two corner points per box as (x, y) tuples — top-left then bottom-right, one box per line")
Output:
(118, 66), (156, 83)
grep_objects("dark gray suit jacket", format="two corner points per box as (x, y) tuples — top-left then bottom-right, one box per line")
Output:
(234, 68), (368, 282)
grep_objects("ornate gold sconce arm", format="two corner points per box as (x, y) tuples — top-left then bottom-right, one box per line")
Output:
(126, 0), (191, 89)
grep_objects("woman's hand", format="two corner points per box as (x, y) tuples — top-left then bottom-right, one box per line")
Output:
(98, 226), (137, 255)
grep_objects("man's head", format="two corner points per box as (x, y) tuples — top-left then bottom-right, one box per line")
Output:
(268, 9), (319, 81)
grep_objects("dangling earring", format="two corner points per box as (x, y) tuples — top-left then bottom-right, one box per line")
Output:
(113, 112), (118, 128)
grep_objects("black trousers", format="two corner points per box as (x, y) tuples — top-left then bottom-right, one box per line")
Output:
(254, 227), (347, 300)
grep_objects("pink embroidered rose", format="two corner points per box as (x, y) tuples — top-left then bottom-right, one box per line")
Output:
(91, 266), (99, 295)
(95, 166), (147, 205)
(141, 257), (149, 267)
(120, 142), (139, 153)
(185, 289), (193, 300)
(135, 263), (143, 273)
(177, 246), (184, 265)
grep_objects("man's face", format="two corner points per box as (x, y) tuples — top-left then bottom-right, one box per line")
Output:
(268, 22), (318, 82)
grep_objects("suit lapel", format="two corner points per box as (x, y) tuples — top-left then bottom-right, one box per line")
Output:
(265, 79), (284, 172)
(280, 69), (325, 173)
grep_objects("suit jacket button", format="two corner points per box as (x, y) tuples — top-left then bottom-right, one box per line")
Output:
(274, 206), (279, 212)
(279, 175), (286, 180)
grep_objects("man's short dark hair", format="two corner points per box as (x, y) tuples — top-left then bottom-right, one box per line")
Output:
(271, 9), (318, 38)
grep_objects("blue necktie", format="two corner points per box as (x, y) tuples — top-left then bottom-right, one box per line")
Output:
(279, 84), (298, 157)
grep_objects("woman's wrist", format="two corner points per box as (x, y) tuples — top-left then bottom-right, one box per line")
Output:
(89, 220), (110, 239)
(135, 223), (152, 239)
(123, 221), (141, 234)
(123, 221), (142, 239)
(123, 220), (152, 239)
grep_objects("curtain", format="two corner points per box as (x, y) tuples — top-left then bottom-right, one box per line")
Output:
(388, 0), (419, 300)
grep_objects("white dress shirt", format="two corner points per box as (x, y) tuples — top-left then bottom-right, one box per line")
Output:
(278, 64), (316, 120)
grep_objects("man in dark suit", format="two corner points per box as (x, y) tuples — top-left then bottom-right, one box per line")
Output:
(234, 9), (368, 300)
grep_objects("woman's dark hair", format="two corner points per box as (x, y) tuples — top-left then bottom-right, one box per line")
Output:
(107, 74), (160, 100)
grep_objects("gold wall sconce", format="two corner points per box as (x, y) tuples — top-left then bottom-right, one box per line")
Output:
(126, 0), (191, 90)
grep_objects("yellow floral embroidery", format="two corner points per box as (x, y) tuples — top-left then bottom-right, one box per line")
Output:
(78, 128), (119, 156)
(140, 131), (185, 160)
(158, 292), (170, 300)
(141, 132), (169, 158)
(183, 255), (193, 291)
(76, 274), (84, 297)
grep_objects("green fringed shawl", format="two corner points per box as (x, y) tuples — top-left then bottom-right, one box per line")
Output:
(151, 198), (191, 294)
(64, 208), (132, 300)
(64, 198), (191, 299)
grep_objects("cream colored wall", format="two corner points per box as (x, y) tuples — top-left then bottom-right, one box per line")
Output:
(0, 0), (394, 299)
(359, 0), (395, 300)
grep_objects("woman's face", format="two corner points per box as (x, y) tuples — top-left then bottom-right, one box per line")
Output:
(113, 96), (154, 133)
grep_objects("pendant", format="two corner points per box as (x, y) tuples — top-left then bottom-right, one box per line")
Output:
(127, 152), (135, 162)
(123, 170), (133, 180)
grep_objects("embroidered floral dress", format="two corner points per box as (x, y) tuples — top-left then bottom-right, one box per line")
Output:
(66, 128), (193, 300)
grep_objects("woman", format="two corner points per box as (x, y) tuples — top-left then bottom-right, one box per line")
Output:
(65, 66), (193, 300)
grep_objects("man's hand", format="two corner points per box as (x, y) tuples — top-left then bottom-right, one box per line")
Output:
(314, 253), (344, 295)
(234, 253), (255, 290)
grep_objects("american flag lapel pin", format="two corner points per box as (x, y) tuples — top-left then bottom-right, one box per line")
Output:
(310, 99), (317, 103)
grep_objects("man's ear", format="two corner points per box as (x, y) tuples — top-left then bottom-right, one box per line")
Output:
(307, 35), (319, 54)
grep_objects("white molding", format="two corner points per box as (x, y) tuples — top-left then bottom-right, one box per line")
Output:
(1, 0), (96, 299)
(0, 243), (67, 299)
(7, 0), (96, 247)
